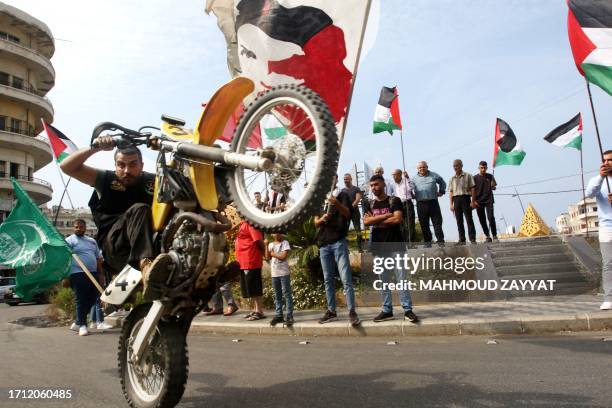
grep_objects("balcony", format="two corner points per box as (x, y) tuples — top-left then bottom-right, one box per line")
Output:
(0, 174), (53, 205)
(0, 82), (53, 124)
(577, 211), (597, 221)
(0, 39), (55, 92)
(0, 129), (53, 170)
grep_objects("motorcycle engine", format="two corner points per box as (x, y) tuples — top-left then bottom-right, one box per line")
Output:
(168, 220), (228, 290)
(168, 220), (202, 284)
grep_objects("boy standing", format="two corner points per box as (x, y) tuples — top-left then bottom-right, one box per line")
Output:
(265, 233), (294, 326)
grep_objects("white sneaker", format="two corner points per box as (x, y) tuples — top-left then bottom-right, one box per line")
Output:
(600, 301), (612, 310)
(78, 325), (89, 336)
(70, 322), (79, 331)
(97, 322), (113, 330)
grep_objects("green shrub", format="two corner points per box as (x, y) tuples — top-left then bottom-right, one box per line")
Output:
(262, 266), (327, 310)
(51, 287), (76, 320)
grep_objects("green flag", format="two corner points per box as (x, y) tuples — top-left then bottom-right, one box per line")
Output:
(0, 179), (71, 300)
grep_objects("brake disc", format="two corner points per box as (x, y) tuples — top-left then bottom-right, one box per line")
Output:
(268, 133), (307, 194)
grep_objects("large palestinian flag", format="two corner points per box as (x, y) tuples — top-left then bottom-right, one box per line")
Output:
(41, 120), (77, 163)
(493, 118), (526, 167)
(373, 86), (403, 134)
(543, 113), (582, 150)
(567, 0), (612, 96)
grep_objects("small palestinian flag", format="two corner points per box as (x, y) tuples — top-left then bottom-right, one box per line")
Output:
(567, 0), (612, 96)
(493, 118), (526, 167)
(261, 114), (287, 140)
(373, 86), (403, 134)
(41, 119), (77, 163)
(543, 113), (582, 151)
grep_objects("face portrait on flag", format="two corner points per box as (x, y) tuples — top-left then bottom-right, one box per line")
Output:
(234, 0), (354, 124)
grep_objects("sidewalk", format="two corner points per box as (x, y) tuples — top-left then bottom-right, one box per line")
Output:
(106, 294), (612, 337)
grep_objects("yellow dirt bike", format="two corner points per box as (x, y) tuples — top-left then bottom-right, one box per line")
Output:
(98, 78), (338, 408)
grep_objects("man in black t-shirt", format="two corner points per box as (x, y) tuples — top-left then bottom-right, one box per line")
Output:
(473, 161), (498, 242)
(60, 136), (169, 300)
(363, 175), (418, 323)
(314, 176), (360, 327)
(341, 173), (363, 252)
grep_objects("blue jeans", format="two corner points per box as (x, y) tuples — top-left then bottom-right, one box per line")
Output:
(90, 298), (104, 323)
(272, 275), (293, 318)
(212, 282), (236, 311)
(319, 238), (355, 312)
(380, 259), (413, 313)
(70, 272), (99, 326)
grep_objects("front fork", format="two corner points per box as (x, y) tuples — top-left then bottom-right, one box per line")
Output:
(130, 300), (165, 365)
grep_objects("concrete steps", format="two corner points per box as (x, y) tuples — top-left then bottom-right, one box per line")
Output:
(499, 270), (588, 284)
(489, 244), (569, 258)
(496, 262), (583, 277)
(488, 237), (563, 248)
(489, 237), (594, 298)
(492, 252), (575, 268)
(506, 282), (594, 297)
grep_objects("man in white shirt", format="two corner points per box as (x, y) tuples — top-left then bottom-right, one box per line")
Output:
(585, 149), (612, 310)
(391, 169), (416, 244)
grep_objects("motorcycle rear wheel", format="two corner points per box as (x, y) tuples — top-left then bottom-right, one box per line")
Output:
(225, 84), (339, 232)
(118, 303), (188, 408)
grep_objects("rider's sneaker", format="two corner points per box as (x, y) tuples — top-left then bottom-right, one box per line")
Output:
(270, 316), (284, 326)
(142, 254), (173, 301)
(284, 316), (294, 326)
(78, 325), (89, 336)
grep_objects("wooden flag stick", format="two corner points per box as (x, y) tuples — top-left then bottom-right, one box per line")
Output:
(585, 80), (611, 203)
(579, 147), (588, 236)
(72, 254), (104, 295)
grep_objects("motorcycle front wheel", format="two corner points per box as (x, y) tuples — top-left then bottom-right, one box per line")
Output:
(118, 303), (188, 408)
(225, 84), (339, 232)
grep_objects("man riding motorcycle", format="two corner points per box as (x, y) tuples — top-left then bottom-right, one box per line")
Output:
(60, 135), (169, 300)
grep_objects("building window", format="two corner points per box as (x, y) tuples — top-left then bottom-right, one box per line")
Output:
(595, 222), (599, 227)
(0, 72), (8, 86)
(10, 162), (19, 178)
(12, 76), (23, 90)
(27, 167), (32, 180)
(10, 118), (21, 133)
(593, 207), (597, 213)
(0, 116), (5, 131)
(0, 160), (5, 177)
(0, 32), (20, 44)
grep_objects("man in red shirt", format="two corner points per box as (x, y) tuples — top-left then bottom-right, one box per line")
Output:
(235, 220), (266, 320)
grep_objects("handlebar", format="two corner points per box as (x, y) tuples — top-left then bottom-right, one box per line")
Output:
(90, 122), (149, 149)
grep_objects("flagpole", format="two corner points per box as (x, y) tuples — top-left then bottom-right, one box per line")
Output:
(579, 147), (589, 236)
(53, 177), (72, 226)
(585, 80), (612, 203)
(72, 254), (104, 295)
(338, 0), (372, 150)
(399, 130), (407, 173)
(40, 118), (75, 209)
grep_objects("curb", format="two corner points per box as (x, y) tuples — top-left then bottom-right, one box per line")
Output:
(106, 311), (612, 337)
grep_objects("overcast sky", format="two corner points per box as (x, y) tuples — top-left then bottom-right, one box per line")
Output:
(10, 0), (612, 240)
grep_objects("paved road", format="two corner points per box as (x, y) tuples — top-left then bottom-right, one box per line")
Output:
(1, 303), (611, 408)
